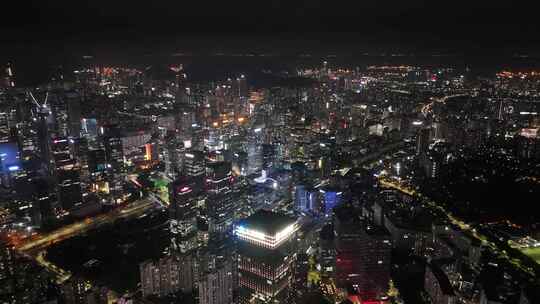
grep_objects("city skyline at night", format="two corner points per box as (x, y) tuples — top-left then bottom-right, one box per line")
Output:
(1, 2), (540, 304)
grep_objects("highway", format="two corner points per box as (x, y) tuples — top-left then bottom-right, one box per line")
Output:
(11, 198), (156, 286)
(18, 198), (155, 253)
(421, 93), (470, 117)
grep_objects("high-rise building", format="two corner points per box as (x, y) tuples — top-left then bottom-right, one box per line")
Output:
(205, 161), (236, 238)
(237, 75), (248, 98)
(261, 144), (274, 171)
(294, 184), (319, 214)
(424, 262), (456, 304)
(197, 161), (238, 304)
(235, 210), (298, 303)
(334, 206), (391, 301)
(198, 258), (234, 304)
(140, 254), (194, 298)
(169, 177), (203, 253)
(50, 137), (82, 212)
(33, 98), (53, 174)
(3, 62), (15, 88)
(416, 128), (431, 156)
(164, 132), (181, 179)
(319, 187), (342, 216)
(102, 126), (124, 204)
(65, 91), (82, 138)
(73, 137), (90, 191)
(184, 150), (205, 178)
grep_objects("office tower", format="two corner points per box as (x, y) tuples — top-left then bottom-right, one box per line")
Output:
(73, 137), (90, 190)
(51, 137), (82, 212)
(236, 210), (298, 303)
(319, 187), (342, 216)
(51, 137), (73, 171)
(46, 90), (81, 138)
(102, 126), (124, 204)
(184, 150), (205, 178)
(65, 91), (82, 138)
(32, 177), (59, 227)
(237, 75), (248, 98)
(87, 149), (107, 175)
(164, 132), (180, 179)
(197, 161), (238, 304)
(261, 144), (274, 171)
(56, 169), (83, 212)
(247, 127), (264, 175)
(334, 206), (391, 301)
(0, 141), (21, 188)
(205, 161), (235, 238)
(416, 128), (431, 156)
(169, 177), (202, 253)
(81, 118), (99, 138)
(294, 183), (319, 214)
(3, 62), (15, 88)
(175, 72), (187, 104)
(29, 92), (54, 174)
(0, 101), (17, 143)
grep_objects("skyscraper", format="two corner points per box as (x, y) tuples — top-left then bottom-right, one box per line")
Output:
(184, 150), (205, 178)
(3, 62), (15, 88)
(235, 210), (298, 303)
(102, 126), (124, 204)
(197, 161), (238, 304)
(416, 128), (431, 156)
(198, 258), (234, 304)
(55, 157), (83, 212)
(205, 161), (235, 238)
(140, 254), (194, 298)
(334, 206), (391, 301)
(169, 177), (202, 253)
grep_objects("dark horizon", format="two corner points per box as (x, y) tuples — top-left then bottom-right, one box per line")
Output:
(2, 1), (540, 56)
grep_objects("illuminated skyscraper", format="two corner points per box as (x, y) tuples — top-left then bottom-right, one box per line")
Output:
(184, 150), (205, 178)
(50, 137), (82, 212)
(169, 177), (202, 253)
(206, 161), (236, 237)
(29, 91), (54, 174)
(235, 210), (298, 303)
(3, 62), (15, 88)
(164, 132), (181, 180)
(102, 126), (124, 204)
(198, 161), (238, 304)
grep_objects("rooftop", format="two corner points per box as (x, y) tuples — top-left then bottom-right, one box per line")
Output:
(238, 210), (296, 236)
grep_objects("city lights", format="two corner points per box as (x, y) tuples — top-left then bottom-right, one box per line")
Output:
(235, 222), (298, 249)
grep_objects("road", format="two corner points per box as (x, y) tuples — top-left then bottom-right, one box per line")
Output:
(18, 198), (155, 253)
(421, 93), (470, 117)
(12, 198), (156, 286)
(378, 176), (536, 278)
(353, 140), (407, 167)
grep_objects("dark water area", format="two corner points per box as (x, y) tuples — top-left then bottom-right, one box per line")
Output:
(45, 209), (170, 293)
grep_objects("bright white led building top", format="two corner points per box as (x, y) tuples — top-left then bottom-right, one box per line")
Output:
(235, 210), (298, 249)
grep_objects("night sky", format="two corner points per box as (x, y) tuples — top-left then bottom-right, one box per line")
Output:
(2, 1), (539, 53)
